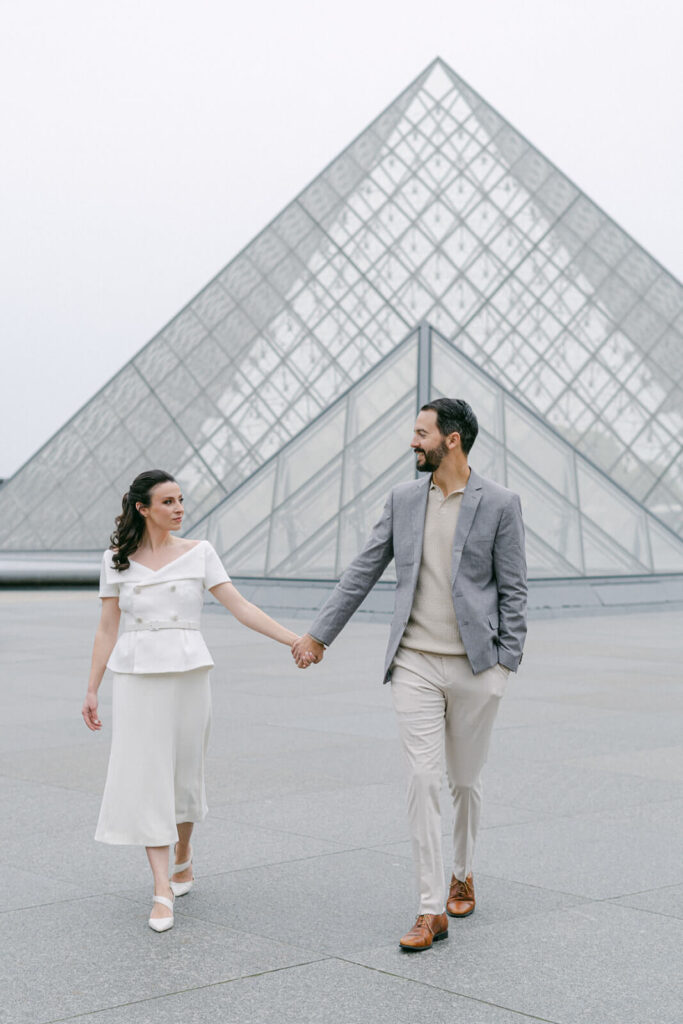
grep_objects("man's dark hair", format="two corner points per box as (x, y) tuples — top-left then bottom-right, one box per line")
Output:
(421, 398), (479, 455)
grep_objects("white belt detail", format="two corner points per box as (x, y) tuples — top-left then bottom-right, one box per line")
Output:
(122, 619), (201, 632)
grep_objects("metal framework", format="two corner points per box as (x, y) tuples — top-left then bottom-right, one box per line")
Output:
(189, 323), (683, 579)
(0, 58), (681, 581)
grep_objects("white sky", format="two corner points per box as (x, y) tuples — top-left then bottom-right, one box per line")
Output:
(1, 0), (681, 479)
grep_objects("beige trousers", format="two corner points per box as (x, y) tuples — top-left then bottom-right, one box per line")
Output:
(390, 646), (508, 914)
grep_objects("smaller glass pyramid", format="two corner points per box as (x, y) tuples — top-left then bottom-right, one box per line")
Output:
(190, 323), (683, 579)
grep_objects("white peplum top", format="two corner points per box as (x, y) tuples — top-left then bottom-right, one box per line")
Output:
(99, 540), (230, 675)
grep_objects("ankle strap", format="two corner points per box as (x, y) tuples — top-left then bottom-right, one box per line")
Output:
(153, 895), (174, 910)
(173, 859), (192, 873)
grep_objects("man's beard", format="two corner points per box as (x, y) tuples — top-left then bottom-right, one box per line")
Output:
(415, 439), (449, 472)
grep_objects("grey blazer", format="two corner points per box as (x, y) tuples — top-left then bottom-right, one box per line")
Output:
(309, 467), (527, 682)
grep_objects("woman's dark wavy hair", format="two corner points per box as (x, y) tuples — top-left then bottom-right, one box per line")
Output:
(110, 469), (176, 572)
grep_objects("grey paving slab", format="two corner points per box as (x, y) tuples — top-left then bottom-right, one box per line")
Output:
(580, 744), (683, 783)
(175, 848), (418, 957)
(3, 814), (346, 899)
(207, 715), (393, 755)
(211, 687), (392, 726)
(589, 794), (683, 835)
(3, 823), (155, 895)
(205, 740), (403, 804)
(611, 883), (683, 920)
(0, 895), (319, 1024)
(2, 593), (682, 1024)
(223, 782), (410, 846)
(145, 813), (343, 877)
(475, 799), (683, 899)
(489, 710), (683, 765)
(0, 721), (81, 753)
(61, 957), (540, 1024)
(482, 758), (683, 817)
(0, 738), (111, 793)
(0, 776), (103, 835)
(357, 902), (683, 1024)
(0, 863), (81, 912)
(493, 695), (619, 729)
(266, 708), (400, 740)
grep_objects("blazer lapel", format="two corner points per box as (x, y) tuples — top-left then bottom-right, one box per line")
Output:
(408, 475), (431, 586)
(451, 467), (483, 580)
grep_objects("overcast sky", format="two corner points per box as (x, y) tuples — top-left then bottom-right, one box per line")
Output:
(1, 0), (682, 479)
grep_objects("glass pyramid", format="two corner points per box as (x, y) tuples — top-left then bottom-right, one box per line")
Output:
(190, 323), (683, 579)
(0, 57), (681, 577)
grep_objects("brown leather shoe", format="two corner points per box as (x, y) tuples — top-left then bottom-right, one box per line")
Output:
(399, 913), (448, 950)
(447, 873), (475, 917)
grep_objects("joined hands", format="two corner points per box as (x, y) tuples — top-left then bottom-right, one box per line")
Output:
(291, 634), (325, 669)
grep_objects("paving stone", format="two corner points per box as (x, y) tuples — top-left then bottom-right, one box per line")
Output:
(0, 776), (103, 835)
(60, 958), (536, 1024)
(579, 745), (683, 783)
(475, 800), (683, 899)
(0, 895), (317, 1024)
(357, 902), (683, 1024)
(0, 740), (111, 794)
(482, 759), (683, 816)
(223, 782), (410, 846)
(207, 736), (404, 805)
(175, 848), (418, 957)
(0, 864), (81, 913)
(1, 594), (681, 1023)
(611, 883), (683, 920)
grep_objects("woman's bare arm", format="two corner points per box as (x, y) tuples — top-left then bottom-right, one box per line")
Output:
(82, 597), (120, 731)
(209, 581), (298, 647)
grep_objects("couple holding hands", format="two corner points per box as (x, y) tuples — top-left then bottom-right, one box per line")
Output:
(83, 398), (527, 948)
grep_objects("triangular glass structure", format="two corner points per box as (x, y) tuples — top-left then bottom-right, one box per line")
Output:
(190, 324), (683, 580)
(0, 58), (681, 576)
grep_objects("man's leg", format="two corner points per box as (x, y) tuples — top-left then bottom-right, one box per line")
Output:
(443, 658), (507, 899)
(390, 647), (448, 915)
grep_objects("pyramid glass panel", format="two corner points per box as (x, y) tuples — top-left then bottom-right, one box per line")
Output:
(1, 59), (681, 583)
(192, 325), (683, 581)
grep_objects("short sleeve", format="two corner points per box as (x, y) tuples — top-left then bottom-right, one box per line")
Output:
(99, 551), (120, 598)
(203, 542), (230, 589)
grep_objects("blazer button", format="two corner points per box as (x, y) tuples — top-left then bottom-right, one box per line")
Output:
(171, 614), (178, 621)
(134, 586), (141, 594)
(136, 617), (142, 623)
(170, 585), (176, 592)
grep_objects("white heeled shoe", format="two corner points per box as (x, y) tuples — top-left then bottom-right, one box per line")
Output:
(170, 845), (194, 897)
(148, 893), (174, 932)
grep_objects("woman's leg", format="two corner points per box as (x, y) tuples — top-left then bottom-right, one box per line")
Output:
(146, 845), (173, 920)
(172, 821), (194, 882)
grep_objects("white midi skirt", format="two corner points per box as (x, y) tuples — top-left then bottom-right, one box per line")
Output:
(95, 668), (211, 846)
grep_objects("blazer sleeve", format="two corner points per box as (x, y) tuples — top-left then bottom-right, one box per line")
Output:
(493, 493), (527, 670)
(309, 491), (395, 646)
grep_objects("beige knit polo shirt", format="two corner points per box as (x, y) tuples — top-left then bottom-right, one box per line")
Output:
(400, 481), (466, 656)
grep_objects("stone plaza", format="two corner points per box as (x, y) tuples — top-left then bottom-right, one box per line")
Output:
(1, 589), (681, 1023)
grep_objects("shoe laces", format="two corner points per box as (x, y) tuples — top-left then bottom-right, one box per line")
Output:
(451, 879), (471, 898)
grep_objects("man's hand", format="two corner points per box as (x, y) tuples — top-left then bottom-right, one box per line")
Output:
(291, 634), (325, 669)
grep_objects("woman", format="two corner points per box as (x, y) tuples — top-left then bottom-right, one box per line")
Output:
(82, 469), (309, 932)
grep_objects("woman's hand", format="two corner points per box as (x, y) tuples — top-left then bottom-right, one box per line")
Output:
(82, 692), (102, 731)
(291, 635), (324, 669)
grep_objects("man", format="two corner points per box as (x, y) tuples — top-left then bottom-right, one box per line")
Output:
(292, 398), (527, 951)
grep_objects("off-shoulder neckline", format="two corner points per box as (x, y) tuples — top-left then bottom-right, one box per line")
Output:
(127, 539), (205, 573)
